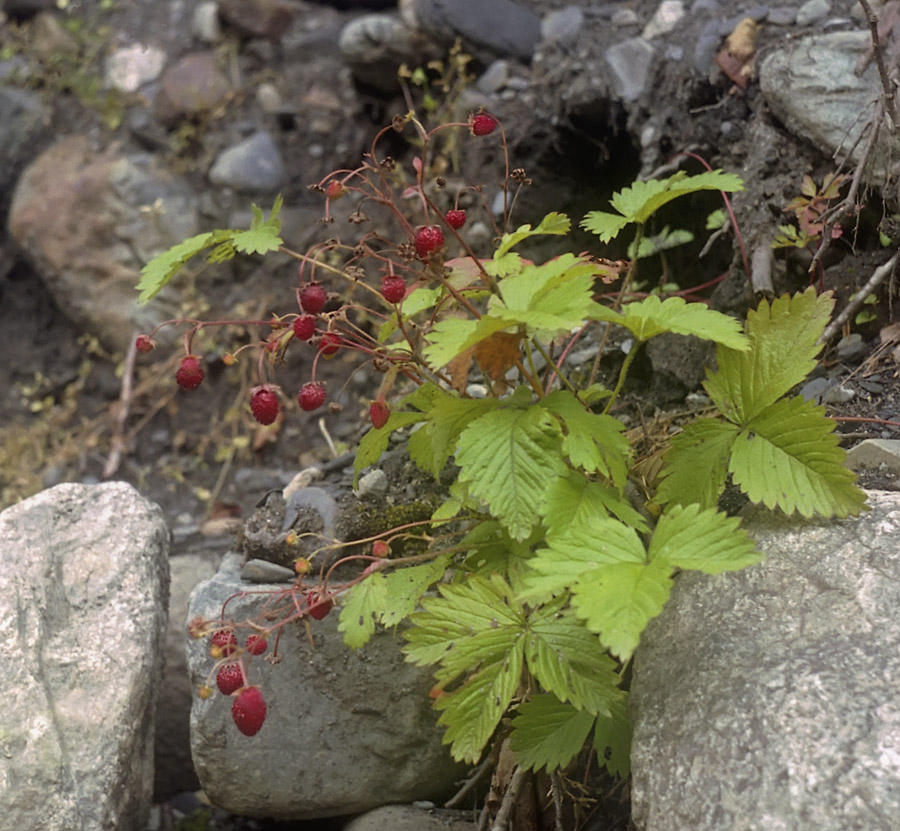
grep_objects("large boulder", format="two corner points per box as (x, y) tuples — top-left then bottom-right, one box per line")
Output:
(7, 135), (198, 353)
(0, 482), (170, 831)
(188, 552), (465, 819)
(631, 490), (900, 831)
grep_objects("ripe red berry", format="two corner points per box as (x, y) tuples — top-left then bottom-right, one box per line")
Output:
(414, 226), (444, 259)
(293, 315), (316, 341)
(135, 334), (156, 353)
(372, 540), (391, 558)
(298, 382), (326, 411)
(318, 332), (341, 356)
(380, 275), (406, 304)
(369, 400), (390, 429)
(216, 664), (243, 695)
(470, 113), (497, 136)
(176, 356), (204, 391)
(250, 387), (279, 425)
(306, 589), (334, 620)
(210, 628), (237, 658)
(446, 209), (467, 230)
(300, 283), (327, 315)
(245, 634), (268, 655)
(232, 686), (267, 736)
(326, 180), (347, 200)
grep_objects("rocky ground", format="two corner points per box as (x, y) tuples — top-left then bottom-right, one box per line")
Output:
(1, 0), (899, 829)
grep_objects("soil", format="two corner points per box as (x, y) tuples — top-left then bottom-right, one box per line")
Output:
(1, 0), (899, 829)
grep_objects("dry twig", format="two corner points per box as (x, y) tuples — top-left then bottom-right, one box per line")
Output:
(821, 249), (900, 343)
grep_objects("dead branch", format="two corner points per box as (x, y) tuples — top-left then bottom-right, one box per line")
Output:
(102, 333), (139, 478)
(858, 0), (900, 128)
(445, 759), (492, 809)
(490, 766), (530, 831)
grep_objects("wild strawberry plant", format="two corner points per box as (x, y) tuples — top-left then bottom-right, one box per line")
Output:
(141, 113), (865, 784)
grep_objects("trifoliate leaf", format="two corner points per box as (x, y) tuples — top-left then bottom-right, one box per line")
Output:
(338, 572), (387, 648)
(540, 474), (649, 541)
(569, 560), (673, 660)
(433, 640), (524, 764)
(654, 418), (739, 509)
(232, 195), (283, 255)
(510, 695), (596, 772)
(729, 396), (866, 517)
(703, 288), (833, 423)
(593, 694), (631, 778)
(602, 295), (748, 350)
(354, 411), (427, 485)
(495, 212), (571, 258)
(400, 286), (441, 317)
(136, 231), (214, 305)
(379, 555), (451, 627)
(456, 404), (567, 541)
(579, 211), (630, 244)
(647, 503), (761, 573)
(525, 600), (621, 715)
(540, 390), (630, 487)
(423, 316), (511, 370)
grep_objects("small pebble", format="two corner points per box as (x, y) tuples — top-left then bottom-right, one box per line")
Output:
(357, 469), (388, 499)
(241, 559), (296, 583)
(822, 384), (855, 405)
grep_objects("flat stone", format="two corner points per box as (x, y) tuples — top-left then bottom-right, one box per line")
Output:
(642, 0), (685, 39)
(219, 0), (296, 39)
(631, 491), (900, 831)
(796, 0), (830, 25)
(209, 131), (285, 191)
(156, 51), (230, 122)
(240, 558), (296, 583)
(0, 483), (169, 831)
(105, 44), (166, 92)
(344, 804), (476, 831)
(541, 6), (585, 45)
(604, 37), (656, 102)
(338, 13), (426, 92)
(192, 1), (222, 42)
(845, 439), (900, 476)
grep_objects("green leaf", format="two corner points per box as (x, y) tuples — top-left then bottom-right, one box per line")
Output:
(540, 390), (630, 487)
(570, 560), (673, 660)
(422, 315), (511, 370)
(540, 474), (649, 538)
(136, 231), (214, 305)
(495, 212), (571, 258)
(456, 404), (567, 541)
(354, 411), (427, 485)
(703, 288), (834, 423)
(379, 556), (451, 627)
(593, 694), (631, 778)
(525, 600), (621, 715)
(728, 396), (866, 517)
(630, 226), (694, 259)
(654, 418), (739, 509)
(338, 572), (388, 649)
(433, 640), (524, 764)
(232, 195), (284, 255)
(581, 171), (744, 241)
(510, 695), (596, 772)
(601, 295), (748, 350)
(648, 504), (762, 573)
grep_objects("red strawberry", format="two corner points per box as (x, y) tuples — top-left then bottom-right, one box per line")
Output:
(380, 275), (406, 304)
(369, 400), (390, 429)
(446, 209), (467, 230)
(210, 628), (237, 658)
(372, 540), (391, 558)
(414, 226), (444, 259)
(298, 382), (326, 411)
(318, 332), (341, 356)
(232, 686), (267, 736)
(245, 634), (268, 655)
(306, 589), (334, 620)
(300, 283), (327, 315)
(250, 387), (279, 425)
(293, 315), (316, 341)
(135, 334), (156, 353)
(176, 356), (204, 391)
(216, 664), (243, 695)
(470, 113), (496, 136)
(326, 180), (347, 200)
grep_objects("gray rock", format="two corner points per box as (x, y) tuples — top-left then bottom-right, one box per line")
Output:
(477, 59), (511, 94)
(604, 37), (656, 102)
(845, 439), (900, 476)
(642, 0), (685, 39)
(796, 0), (830, 26)
(357, 468), (389, 499)
(822, 382), (855, 404)
(799, 375), (831, 403)
(104, 43), (166, 92)
(0, 86), (46, 195)
(760, 32), (900, 186)
(541, 6), (585, 46)
(343, 804), (476, 831)
(631, 490), (900, 831)
(338, 13), (426, 92)
(155, 51), (230, 123)
(403, 0), (542, 62)
(240, 558), (296, 582)
(188, 553), (465, 819)
(154, 552), (219, 801)
(767, 6), (798, 25)
(7, 135), (199, 352)
(0, 483), (169, 831)
(192, 1), (222, 42)
(209, 130), (285, 191)
(835, 331), (867, 361)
